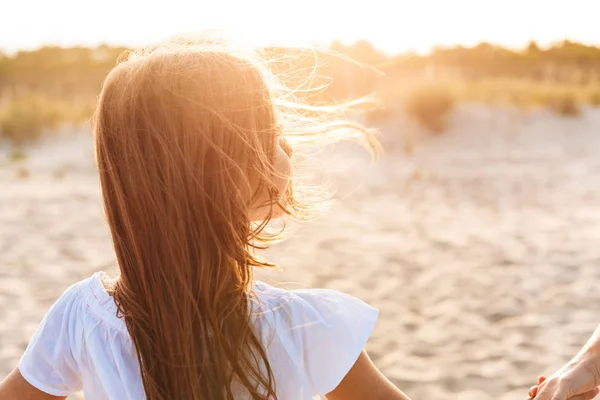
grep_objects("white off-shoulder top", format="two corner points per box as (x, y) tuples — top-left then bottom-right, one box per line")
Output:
(19, 272), (378, 399)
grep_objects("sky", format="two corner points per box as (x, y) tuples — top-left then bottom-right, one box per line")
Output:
(2, 0), (599, 54)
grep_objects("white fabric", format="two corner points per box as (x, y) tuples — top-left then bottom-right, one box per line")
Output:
(19, 272), (378, 399)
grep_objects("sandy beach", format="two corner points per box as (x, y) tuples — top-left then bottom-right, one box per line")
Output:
(3, 105), (600, 399)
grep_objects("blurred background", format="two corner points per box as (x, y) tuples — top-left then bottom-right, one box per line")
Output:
(2, 1), (600, 399)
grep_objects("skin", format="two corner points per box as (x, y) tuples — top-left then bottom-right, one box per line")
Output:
(327, 350), (411, 400)
(528, 376), (598, 400)
(527, 324), (600, 400)
(0, 369), (64, 400)
(0, 351), (411, 400)
(0, 136), (412, 399)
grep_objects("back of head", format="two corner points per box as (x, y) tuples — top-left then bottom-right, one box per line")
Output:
(93, 35), (376, 399)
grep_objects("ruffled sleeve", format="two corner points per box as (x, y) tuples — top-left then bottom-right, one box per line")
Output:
(18, 282), (83, 397)
(255, 282), (378, 397)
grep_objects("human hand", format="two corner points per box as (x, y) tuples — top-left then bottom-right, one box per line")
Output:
(527, 359), (600, 400)
(528, 376), (598, 400)
(528, 376), (547, 399)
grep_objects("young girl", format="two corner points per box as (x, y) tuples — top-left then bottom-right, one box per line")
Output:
(0, 36), (410, 400)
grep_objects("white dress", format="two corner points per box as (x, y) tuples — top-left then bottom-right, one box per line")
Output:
(19, 272), (378, 399)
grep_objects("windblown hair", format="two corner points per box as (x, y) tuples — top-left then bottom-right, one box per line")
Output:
(93, 35), (377, 400)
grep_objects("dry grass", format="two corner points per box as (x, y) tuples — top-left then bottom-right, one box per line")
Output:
(2, 78), (599, 146)
(402, 84), (455, 133)
(369, 78), (600, 129)
(586, 89), (600, 106)
(15, 166), (30, 179)
(7, 149), (27, 163)
(367, 80), (457, 133)
(546, 92), (581, 116)
(0, 98), (50, 144)
(449, 79), (594, 115)
(0, 95), (94, 145)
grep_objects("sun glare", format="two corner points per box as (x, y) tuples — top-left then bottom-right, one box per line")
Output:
(1, 0), (599, 54)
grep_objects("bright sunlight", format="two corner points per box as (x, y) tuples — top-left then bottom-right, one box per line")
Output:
(2, 0), (599, 53)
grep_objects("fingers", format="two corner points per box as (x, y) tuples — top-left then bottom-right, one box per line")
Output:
(528, 376), (596, 400)
(568, 388), (599, 400)
(528, 377), (547, 399)
(535, 384), (568, 400)
(529, 385), (538, 397)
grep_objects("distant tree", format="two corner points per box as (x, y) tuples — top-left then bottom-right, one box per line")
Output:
(526, 40), (541, 55)
(3, 39), (600, 106)
(346, 40), (387, 65)
(329, 40), (349, 54)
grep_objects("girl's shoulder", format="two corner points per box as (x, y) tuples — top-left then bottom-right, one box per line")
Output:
(22, 272), (128, 343)
(251, 280), (379, 325)
(35, 274), (380, 337)
(69, 271), (127, 332)
(250, 280), (379, 342)
(250, 281), (379, 396)
(18, 272), (129, 397)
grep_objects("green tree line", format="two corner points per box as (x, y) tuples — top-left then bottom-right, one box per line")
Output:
(1, 39), (599, 101)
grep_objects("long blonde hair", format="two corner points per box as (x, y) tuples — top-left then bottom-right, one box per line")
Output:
(93, 35), (377, 399)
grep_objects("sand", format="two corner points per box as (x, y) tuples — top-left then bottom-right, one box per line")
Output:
(2, 105), (600, 399)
